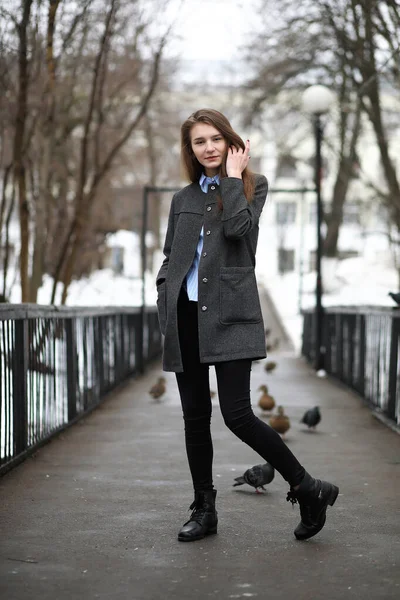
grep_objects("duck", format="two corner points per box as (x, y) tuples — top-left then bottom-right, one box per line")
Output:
(257, 385), (276, 412)
(269, 406), (290, 437)
(264, 360), (277, 373)
(149, 377), (166, 400)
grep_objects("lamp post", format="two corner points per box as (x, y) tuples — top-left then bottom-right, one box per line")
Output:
(302, 85), (335, 372)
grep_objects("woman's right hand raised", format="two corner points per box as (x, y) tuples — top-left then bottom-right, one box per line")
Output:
(226, 139), (250, 178)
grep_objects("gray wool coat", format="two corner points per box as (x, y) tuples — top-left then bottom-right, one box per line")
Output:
(156, 174), (268, 372)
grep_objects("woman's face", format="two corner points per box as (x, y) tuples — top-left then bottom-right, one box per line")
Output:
(190, 123), (227, 176)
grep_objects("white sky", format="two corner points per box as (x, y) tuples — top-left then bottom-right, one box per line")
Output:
(164, 0), (260, 61)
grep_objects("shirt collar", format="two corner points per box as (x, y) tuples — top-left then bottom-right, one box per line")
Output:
(199, 172), (220, 193)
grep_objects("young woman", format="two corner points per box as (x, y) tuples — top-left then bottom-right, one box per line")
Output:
(156, 109), (338, 543)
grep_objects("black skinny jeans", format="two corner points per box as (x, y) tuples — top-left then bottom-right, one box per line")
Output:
(175, 288), (305, 492)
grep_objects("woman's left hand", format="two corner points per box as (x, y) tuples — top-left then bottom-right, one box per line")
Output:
(226, 139), (250, 178)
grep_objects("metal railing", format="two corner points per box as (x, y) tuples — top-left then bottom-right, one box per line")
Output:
(0, 305), (162, 475)
(302, 306), (400, 427)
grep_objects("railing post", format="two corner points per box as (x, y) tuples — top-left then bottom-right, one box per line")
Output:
(138, 185), (149, 374)
(96, 317), (105, 394)
(358, 314), (366, 397)
(135, 314), (144, 374)
(324, 313), (332, 374)
(66, 319), (78, 421)
(388, 315), (399, 421)
(13, 319), (28, 456)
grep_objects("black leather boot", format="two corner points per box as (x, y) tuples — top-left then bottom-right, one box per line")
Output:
(287, 473), (339, 540)
(177, 490), (218, 542)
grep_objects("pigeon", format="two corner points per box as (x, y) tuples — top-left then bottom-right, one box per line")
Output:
(388, 292), (400, 306)
(269, 406), (290, 437)
(265, 327), (271, 338)
(264, 360), (277, 373)
(301, 406), (321, 429)
(257, 384), (276, 412)
(149, 377), (166, 400)
(233, 462), (275, 493)
(210, 390), (216, 398)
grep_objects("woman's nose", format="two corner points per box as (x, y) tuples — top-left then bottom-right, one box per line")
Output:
(205, 140), (215, 152)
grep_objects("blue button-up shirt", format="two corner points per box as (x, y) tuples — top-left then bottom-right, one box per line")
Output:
(185, 174), (220, 300)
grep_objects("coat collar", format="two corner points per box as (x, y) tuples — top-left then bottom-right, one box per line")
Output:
(199, 173), (221, 192)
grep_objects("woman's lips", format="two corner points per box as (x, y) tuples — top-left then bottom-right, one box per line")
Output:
(205, 156), (218, 160)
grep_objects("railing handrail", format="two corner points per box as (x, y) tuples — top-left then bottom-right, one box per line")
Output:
(0, 304), (143, 319)
(301, 305), (400, 317)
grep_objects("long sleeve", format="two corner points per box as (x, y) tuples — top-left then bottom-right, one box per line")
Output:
(220, 175), (268, 239)
(156, 193), (176, 286)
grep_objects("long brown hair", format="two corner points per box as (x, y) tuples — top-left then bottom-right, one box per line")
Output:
(181, 109), (255, 203)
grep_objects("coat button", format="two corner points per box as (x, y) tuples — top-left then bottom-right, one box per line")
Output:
(206, 230), (211, 235)
(202, 252), (207, 257)
(207, 206), (212, 212)
(201, 305), (207, 311)
(202, 277), (208, 283)
(210, 185), (215, 190)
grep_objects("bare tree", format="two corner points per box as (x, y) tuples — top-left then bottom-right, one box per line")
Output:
(243, 0), (400, 258)
(0, 0), (177, 303)
(53, 14), (167, 303)
(320, 0), (400, 264)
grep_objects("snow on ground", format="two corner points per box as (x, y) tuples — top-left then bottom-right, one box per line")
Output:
(33, 270), (157, 307)
(257, 251), (398, 353)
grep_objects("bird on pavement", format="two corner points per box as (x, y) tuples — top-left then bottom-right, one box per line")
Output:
(210, 390), (216, 398)
(269, 406), (290, 437)
(388, 292), (400, 306)
(301, 406), (321, 430)
(264, 360), (277, 373)
(258, 384), (276, 412)
(233, 462), (275, 493)
(149, 377), (166, 401)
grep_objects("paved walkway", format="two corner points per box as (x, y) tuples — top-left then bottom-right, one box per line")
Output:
(1, 294), (400, 599)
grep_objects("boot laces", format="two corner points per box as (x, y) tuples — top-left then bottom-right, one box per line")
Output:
(286, 490), (297, 507)
(286, 490), (313, 522)
(187, 500), (207, 526)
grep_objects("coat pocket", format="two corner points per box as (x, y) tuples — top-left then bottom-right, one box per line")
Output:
(156, 281), (167, 335)
(219, 267), (262, 325)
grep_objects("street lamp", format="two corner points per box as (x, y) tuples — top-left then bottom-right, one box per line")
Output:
(302, 85), (335, 372)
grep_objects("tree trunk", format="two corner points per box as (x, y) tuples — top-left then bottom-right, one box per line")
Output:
(361, 1), (400, 226)
(324, 102), (362, 256)
(30, 0), (61, 303)
(144, 108), (160, 269)
(2, 178), (16, 301)
(13, 0), (33, 302)
(60, 223), (85, 304)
